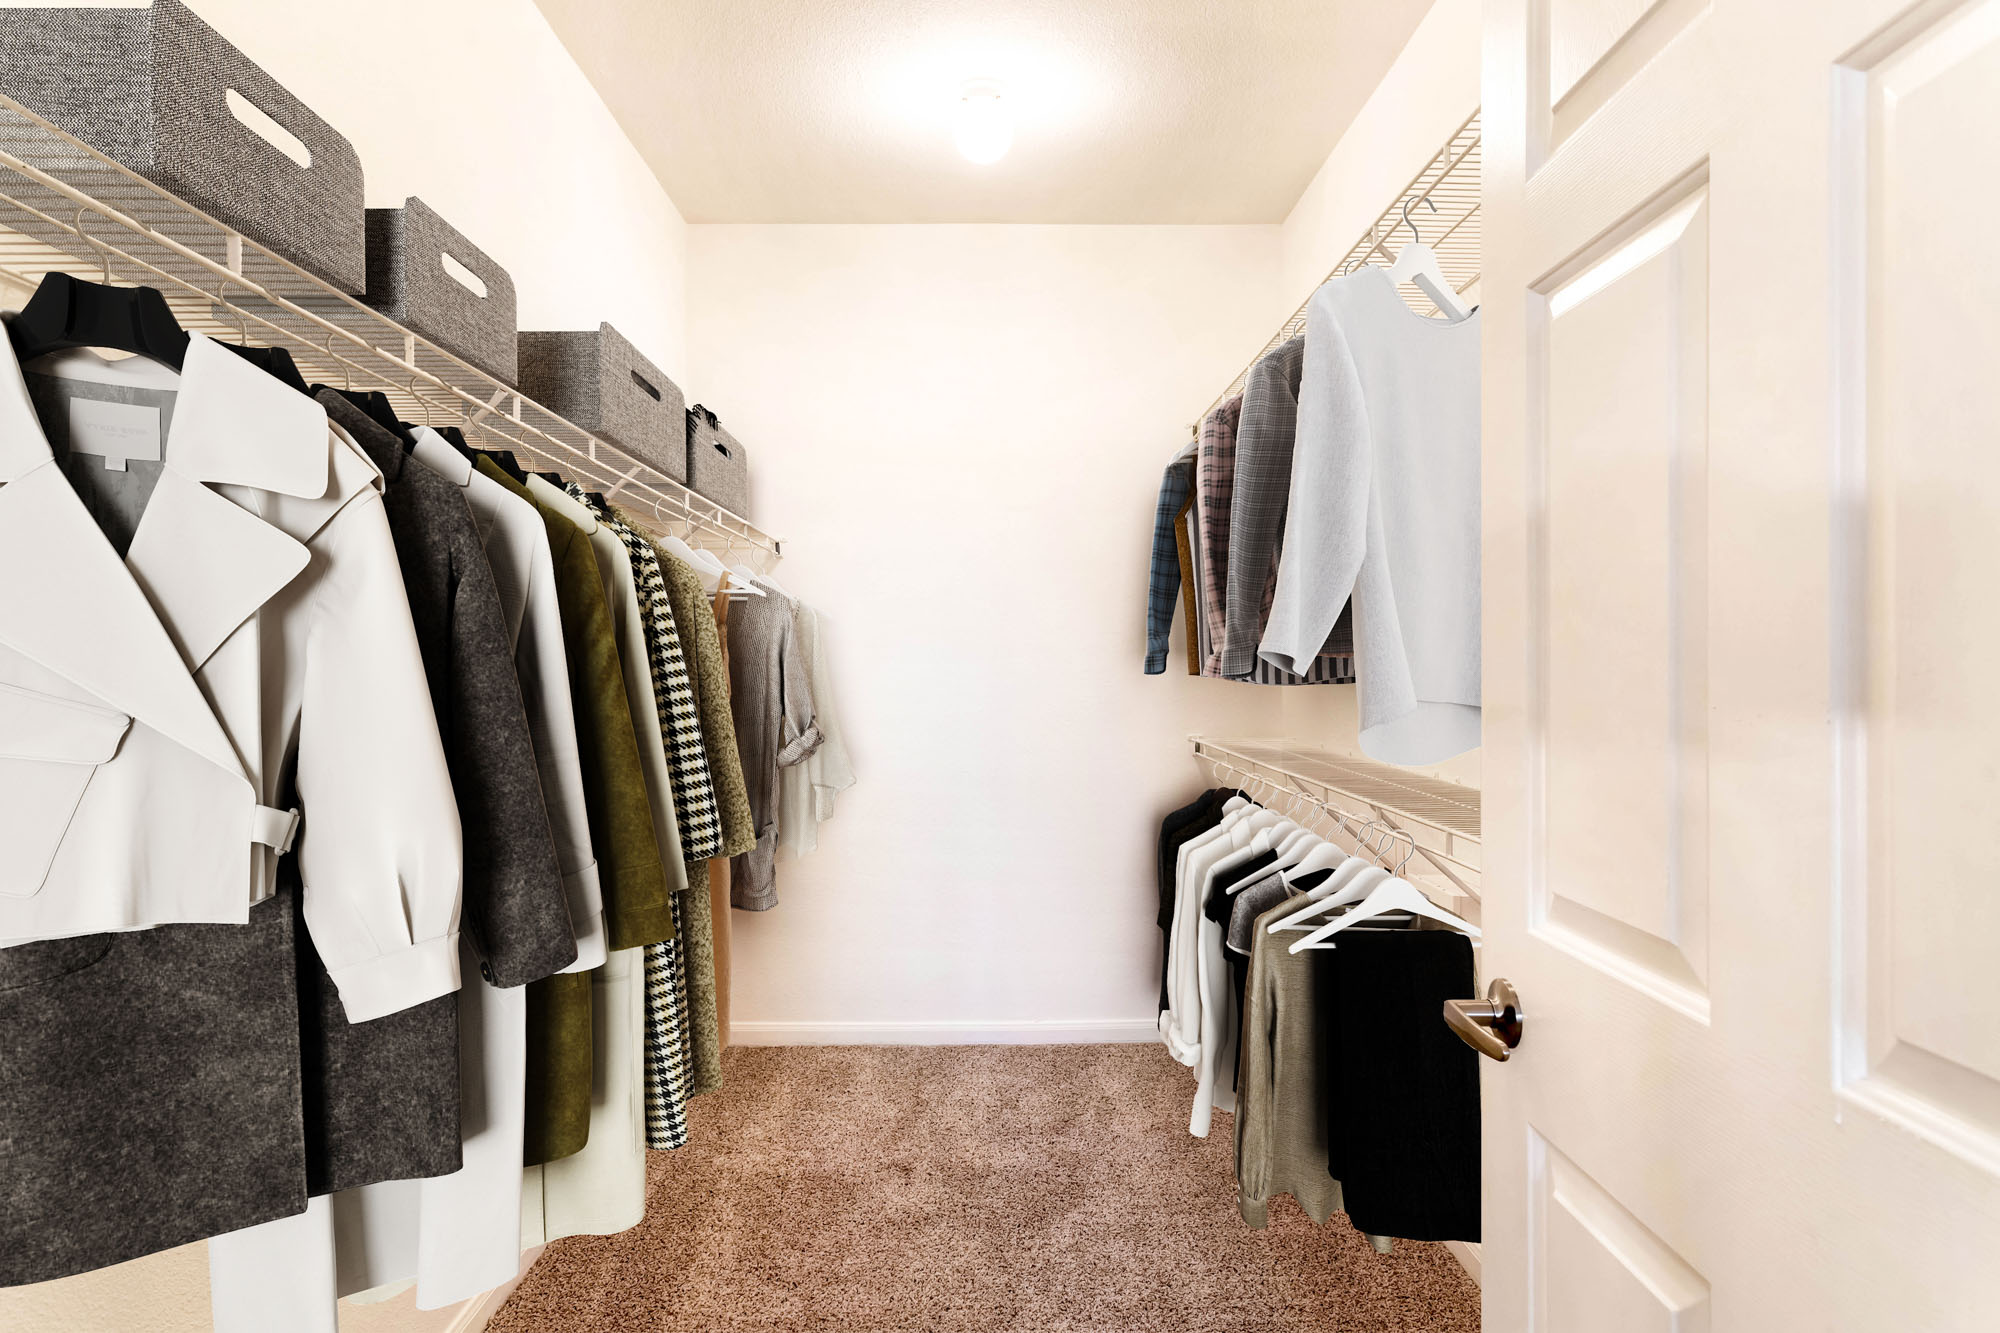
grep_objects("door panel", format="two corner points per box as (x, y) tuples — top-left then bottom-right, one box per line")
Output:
(1544, 0), (1710, 150)
(1839, 0), (2000, 1169)
(1485, 0), (2000, 1328)
(1531, 1131), (1711, 1333)
(1540, 184), (1711, 1012)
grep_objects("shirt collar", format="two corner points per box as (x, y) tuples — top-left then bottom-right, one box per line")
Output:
(408, 424), (473, 486)
(315, 386), (404, 481)
(526, 471), (597, 532)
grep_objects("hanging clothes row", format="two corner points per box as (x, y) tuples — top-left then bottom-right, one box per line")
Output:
(1155, 774), (1481, 1247)
(0, 273), (850, 1330)
(1144, 258), (1481, 767)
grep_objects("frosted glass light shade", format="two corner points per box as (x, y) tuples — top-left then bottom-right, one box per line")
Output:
(954, 82), (1011, 164)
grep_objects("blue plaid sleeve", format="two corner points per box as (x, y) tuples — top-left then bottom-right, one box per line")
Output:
(1145, 456), (1194, 673)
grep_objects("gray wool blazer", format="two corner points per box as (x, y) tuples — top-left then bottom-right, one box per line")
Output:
(305, 393), (573, 1195)
(0, 890), (308, 1285)
(320, 392), (576, 988)
(1221, 337), (1304, 679)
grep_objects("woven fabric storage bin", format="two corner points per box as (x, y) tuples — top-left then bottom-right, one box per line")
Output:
(518, 324), (686, 483)
(363, 198), (517, 382)
(0, 0), (366, 292)
(686, 405), (750, 518)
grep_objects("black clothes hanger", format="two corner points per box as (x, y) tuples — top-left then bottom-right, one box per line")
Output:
(308, 384), (402, 436)
(436, 425), (471, 453)
(469, 447), (530, 484)
(219, 342), (311, 395)
(9, 272), (188, 371)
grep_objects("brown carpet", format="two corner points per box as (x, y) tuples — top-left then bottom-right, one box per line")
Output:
(488, 1044), (1480, 1332)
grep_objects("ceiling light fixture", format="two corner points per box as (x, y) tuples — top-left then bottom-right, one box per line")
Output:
(953, 79), (1011, 165)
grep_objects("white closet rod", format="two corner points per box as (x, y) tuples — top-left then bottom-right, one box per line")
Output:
(1191, 737), (1481, 900)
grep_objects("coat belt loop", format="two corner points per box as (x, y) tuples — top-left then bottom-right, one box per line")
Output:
(251, 804), (302, 855)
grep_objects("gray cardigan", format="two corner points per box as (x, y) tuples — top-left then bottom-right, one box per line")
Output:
(727, 581), (820, 910)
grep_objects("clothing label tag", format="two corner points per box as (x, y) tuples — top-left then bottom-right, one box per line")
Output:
(67, 398), (163, 472)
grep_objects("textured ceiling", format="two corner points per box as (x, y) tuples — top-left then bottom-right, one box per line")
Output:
(531, 0), (1433, 223)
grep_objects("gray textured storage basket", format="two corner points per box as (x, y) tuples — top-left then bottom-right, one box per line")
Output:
(686, 404), (750, 518)
(364, 198), (518, 382)
(518, 324), (686, 483)
(0, 0), (366, 292)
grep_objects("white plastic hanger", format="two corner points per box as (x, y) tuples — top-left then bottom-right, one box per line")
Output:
(1269, 865), (1388, 933)
(1278, 809), (1376, 888)
(655, 531), (735, 595)
(654, 530), (702, 568)
(1221, 793), (1323, 895)
(726, 550), (773, 598)
(1384, 196), (1471, 320)
(1288, 875), (1481, 953)
(1220, 821), (1318, 896)
(1272, 824), (1319, 861)
(1312, 830), (1421, 915)
(1267, 821), (1393, 931)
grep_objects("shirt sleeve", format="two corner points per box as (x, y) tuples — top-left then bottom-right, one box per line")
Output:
(1222, 351), (1300, 678)
(1259, 288), (1372, 676)
(1145, 460), (1192, 674)
(774, 599), (822, 768)
(1235, 936), (1277, 1229)
(448, 511), (577, 988)
(295, 491), (463, 1023)
(516, 521), (608, 972)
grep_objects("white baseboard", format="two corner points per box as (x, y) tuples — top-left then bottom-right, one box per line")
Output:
(442, 1246), (545, 1333)
(1445, 1240), (1481, 1284)
(727, 1018), (1161, 1046)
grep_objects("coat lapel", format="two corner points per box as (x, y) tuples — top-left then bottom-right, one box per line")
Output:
(0, 462), (247, 782)
(0, 329), (357, 781)
(125, 468), (311, 670)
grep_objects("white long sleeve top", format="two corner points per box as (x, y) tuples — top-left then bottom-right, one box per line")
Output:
(1259, 266), (1482, 765)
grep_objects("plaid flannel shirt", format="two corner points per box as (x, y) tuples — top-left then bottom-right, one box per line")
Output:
(1144, 454), (1195, 673)
(1194, 395), (1243, 676)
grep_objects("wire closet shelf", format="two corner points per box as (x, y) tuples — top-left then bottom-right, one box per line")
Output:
(1190, 737), (1481, 900)
(1195, 111), (1480, 429)
(0, 93), (779, 560)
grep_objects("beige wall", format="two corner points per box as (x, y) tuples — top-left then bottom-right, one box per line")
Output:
(0, 0), (683, 1328)
(180, 0), (691, 381)
(689, 222), (1291, 1038)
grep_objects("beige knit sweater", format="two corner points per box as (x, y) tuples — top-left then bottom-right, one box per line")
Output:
(1235, 894), (1348, 1229)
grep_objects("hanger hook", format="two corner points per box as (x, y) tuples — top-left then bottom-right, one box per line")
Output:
(214, 277), (250, 343)
(73, 208), (113, 285)
(321, 332), (352, 391)
(1399, 194), (1438, 247)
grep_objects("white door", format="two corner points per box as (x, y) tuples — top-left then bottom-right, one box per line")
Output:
(1480, 0), (2000, 1327)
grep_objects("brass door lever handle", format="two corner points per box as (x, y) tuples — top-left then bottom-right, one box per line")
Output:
(1443, 979), (1524, 1061)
